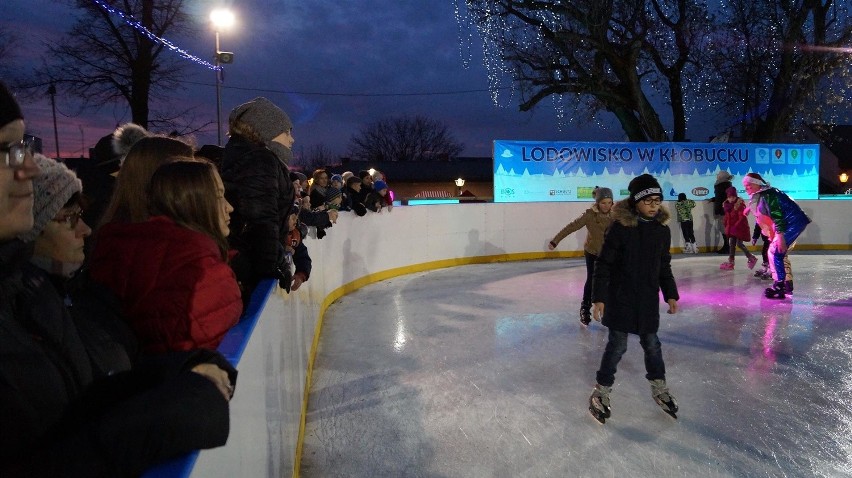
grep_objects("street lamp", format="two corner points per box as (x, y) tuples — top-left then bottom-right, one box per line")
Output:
(210, 8), (235, 146)
(454, 177), (465, 196)
(840, 172), (849, 184)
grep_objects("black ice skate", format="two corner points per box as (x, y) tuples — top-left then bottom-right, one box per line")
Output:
(649, 379), (678, 419)
(764, 281), (786, 299)
(785, 280), (794, 294)
(579, 307), (592, 326)
(588, 384), (612, 424)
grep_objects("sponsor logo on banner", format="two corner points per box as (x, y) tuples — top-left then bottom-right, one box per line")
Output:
(692, 187), (709, 197)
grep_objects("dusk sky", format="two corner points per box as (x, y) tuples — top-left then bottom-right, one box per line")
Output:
(5, 0), (721, 159)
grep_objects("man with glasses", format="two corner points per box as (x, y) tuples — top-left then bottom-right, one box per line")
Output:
(587, 173), (680, 424)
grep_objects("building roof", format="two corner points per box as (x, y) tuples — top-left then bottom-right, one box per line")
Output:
(328, 157), (493, 182)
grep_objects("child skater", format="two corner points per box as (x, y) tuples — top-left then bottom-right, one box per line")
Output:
(751, 224), (771, 279)
(588, 174), (679, 424)
(741, 173), (811, 299)
(547, 186), (614, 326)
(720, 186), (758, 270)
(674, 193), (697, 253)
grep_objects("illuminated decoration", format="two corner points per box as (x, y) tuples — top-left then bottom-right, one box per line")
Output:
(493, 140), (820, 203)
(841, 172), (849, 183)
(91, 0), (221, 71)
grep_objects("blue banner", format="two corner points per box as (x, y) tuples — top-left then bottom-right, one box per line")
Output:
(493, 141), (819, 202)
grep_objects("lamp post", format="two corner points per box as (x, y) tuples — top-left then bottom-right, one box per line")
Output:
(454, 177), (465, 197)
(210, 9), (235, 146)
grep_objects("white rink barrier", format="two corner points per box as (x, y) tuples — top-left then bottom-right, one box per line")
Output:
(143, 199), (850, 478)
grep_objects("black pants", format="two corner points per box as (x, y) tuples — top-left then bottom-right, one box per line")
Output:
(596, 329), (666, 387)
(679, 220), (695, 243)
(581, 252), (597, 311)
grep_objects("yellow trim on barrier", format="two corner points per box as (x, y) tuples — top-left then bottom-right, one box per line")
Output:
(292, 244), (850, 476)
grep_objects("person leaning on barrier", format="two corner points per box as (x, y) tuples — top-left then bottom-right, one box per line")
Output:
(0, 81), (237, 477)
(220, 97), (298, 298)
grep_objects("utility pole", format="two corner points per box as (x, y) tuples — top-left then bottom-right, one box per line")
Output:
(47, 83), (60, 159)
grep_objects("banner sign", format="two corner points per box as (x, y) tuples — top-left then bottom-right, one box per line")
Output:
(492, 141), (819, 202)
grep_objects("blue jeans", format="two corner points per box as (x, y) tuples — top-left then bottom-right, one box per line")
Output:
(595, 329), (666, 387)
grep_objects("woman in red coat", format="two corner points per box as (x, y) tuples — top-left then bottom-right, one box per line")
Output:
(720, 186), (758, 271)
(89, 160), (242, 353)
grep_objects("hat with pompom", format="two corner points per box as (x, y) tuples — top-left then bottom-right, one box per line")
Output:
(627, 174), (662, 206)
(18, 154), (83, 242)
(112, 123), (149, 166)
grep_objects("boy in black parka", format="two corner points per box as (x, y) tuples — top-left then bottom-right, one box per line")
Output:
(588, 174), (680, 423)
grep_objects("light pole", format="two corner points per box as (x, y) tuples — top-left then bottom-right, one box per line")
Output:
(210, 9), (235, 146)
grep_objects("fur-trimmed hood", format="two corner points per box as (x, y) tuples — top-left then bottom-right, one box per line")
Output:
(612, 199), (671, 227)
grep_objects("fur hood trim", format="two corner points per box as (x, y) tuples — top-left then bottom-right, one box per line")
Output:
(112, 123), (149, 166)
(612, 199), (671, 227)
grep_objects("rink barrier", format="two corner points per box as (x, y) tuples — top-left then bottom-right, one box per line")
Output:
(142, 200), (850, 478)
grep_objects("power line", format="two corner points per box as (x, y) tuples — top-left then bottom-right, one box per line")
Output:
(180, 79), (512, 98)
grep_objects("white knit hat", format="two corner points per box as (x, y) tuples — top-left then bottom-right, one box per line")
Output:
(18, 154), (82, 242)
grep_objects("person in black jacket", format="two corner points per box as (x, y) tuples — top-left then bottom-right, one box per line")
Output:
(1, 81), (237, 477)
(709, 170), (733, 254)
(342, 175), (368, 216)
(220, 97), (296, 298)
(587, 174), (680, 424)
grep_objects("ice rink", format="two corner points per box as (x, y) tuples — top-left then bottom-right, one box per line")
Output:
(301, 252), (852, 478)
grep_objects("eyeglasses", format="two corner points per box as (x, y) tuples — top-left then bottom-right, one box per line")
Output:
(52, 209), (84, 229)
(1, 138), (34, 168)
(641, 197), (662, 206)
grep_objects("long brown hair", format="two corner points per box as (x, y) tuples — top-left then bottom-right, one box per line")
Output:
(147, 161), (229, 261)
(100, 136), (194, 227)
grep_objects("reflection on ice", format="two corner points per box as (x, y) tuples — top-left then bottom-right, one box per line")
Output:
(303, 252), (852, 477)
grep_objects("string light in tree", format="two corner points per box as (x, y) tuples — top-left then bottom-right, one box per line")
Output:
(91, 0), (221, 71)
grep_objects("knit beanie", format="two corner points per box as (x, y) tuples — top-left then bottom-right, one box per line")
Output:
(228, 97), (293, 143)
(627, 174), (662, 206)
(330, 174), (343, 184)
(325, 187), (342, 202)
(18, 154), (83, 242)
(0, 81), (23, 127)
(341, 171), (354, 183)
(373, 180), (388, 192)
(715, 170), (733, 185)
(594, 187), (613, 203)
(289, 170), (308, 184)
(726, 186), (738, 197)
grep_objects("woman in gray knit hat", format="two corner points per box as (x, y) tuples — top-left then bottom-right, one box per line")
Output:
(220, 97), (305, 298)
(547, 186), (615, 326)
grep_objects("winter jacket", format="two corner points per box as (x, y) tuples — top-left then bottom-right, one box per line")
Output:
(550, 204), (613, 256)
(751, 186), (811, 244)
(723, 198), (751, 242)
(0, 239), (235, 477)
(220, 134), (295, 290)
(592, 200), (679, 334)
(712, 178), (732, 216)
(89, 216), (242, 354)
(343, 186), (368, 216)
(674, 199), (696, 222)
